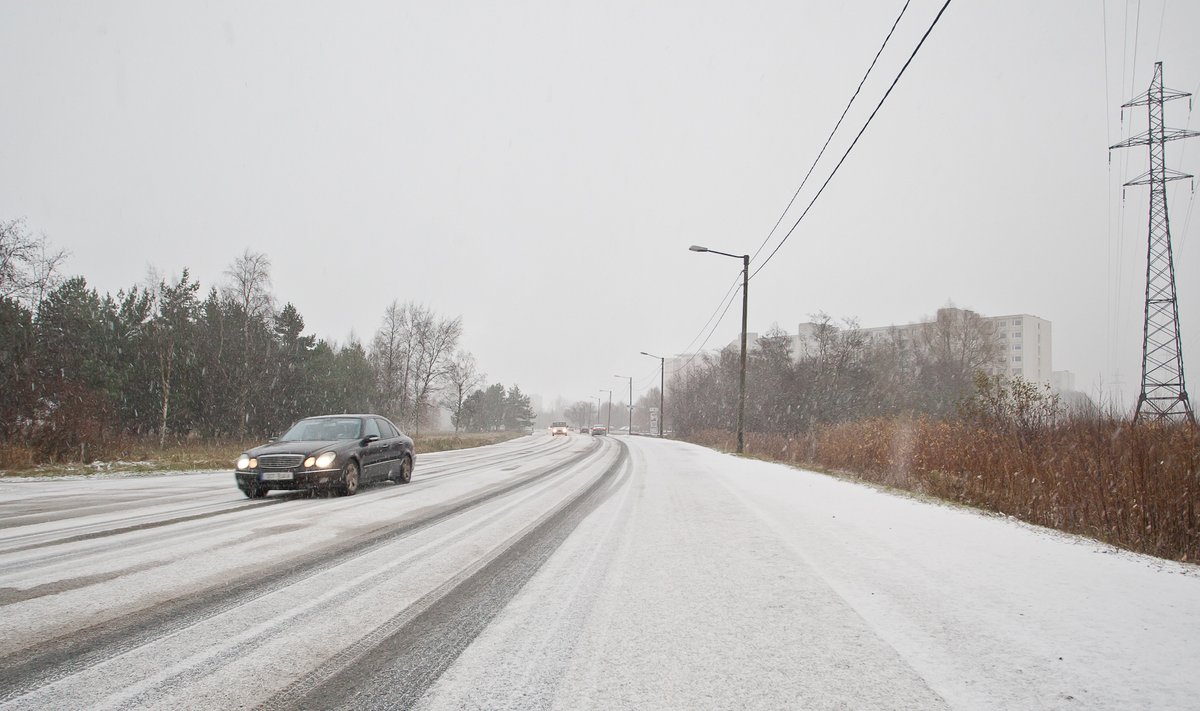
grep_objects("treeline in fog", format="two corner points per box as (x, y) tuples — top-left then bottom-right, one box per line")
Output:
(0, 219), (528, 463)
(670, 310), (1026, 436)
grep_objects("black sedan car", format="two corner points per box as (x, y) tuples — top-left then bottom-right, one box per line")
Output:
(234, 414), (415, 498)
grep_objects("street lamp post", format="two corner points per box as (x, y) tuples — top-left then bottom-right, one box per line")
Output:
(614, 375), (632, 434)
(600, 389), (612, 433)
(639, 351), (665, 437)
(689, 244), (749, 454)
(591, 396), (601, 433)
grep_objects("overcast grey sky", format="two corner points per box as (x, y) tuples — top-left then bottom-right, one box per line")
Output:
(2, 0), (1198, 411)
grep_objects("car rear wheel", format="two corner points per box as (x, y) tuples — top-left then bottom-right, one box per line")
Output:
(393, 455), (413, 484)
(338, 460), (359, 496)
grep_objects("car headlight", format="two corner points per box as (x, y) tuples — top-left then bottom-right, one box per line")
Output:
(303, 456), (316, 468)
(315, 452), (337, 468)
(237, 455), (250, 470)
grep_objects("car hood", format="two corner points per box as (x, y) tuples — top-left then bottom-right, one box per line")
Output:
(247, 440), (349, 456)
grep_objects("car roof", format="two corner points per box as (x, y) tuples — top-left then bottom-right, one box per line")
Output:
(301, 414), (371, 419)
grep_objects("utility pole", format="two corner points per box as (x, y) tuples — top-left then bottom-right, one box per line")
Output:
(689, 245), (749, 452)
(615, 375), (632, 433)
(600, 389), (612, 433)
(738, 253), (748, 453)
(1110, 62), (1197, 424)
(640, 352), (665, 437)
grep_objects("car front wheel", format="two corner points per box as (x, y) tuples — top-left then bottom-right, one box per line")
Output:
(338, 460), (359, 496)
(241, 484), (268, 499)
(394, 455), (413, 484)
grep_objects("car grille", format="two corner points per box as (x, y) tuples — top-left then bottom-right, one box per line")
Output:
(259, 454), (304, 470)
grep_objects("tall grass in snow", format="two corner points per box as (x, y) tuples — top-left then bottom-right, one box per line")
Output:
(690, 417), (1200, 563)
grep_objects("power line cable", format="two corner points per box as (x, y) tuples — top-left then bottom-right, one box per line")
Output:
(1129, 0), (1142, 97)
(1175, 77), (1200, 257)
(750, 0), (954, 280)
(1104, 0), (1116, 399)
(1153, 0), (1167, 61)
(634, 272), (740, 394)
(676, 272), (742, 357)
(672, 284), (744, 376)
(748, 0), (913, 266)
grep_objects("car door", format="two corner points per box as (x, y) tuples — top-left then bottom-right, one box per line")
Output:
(359, 417), (387, 481)
(374, 417), (403, 478)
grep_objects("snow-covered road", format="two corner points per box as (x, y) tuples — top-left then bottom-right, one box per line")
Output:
(1, 435), (1197, 709)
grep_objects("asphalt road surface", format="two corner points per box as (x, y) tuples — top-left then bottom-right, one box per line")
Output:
(2, 434), (1197, 710)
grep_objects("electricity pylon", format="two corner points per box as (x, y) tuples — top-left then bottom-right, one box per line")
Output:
(1110, 62), (1197, 424)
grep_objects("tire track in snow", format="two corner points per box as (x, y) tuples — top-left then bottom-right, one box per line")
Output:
(275, 438), (632, 711)
(0, 438), (602, 703)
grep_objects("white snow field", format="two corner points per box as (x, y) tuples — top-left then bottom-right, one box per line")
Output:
(0, 434), (1196, 710)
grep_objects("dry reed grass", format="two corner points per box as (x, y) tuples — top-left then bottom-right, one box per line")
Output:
(690, 417), (1200, 562)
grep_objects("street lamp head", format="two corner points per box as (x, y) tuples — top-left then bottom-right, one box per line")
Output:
(640, 351), (661, 359)
(688, 245), (709, 253)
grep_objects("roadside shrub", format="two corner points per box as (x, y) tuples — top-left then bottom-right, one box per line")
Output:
(689, 416), (1200, 563)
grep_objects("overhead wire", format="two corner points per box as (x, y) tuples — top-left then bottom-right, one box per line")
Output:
(1152, 0), (1167, 61)
(677, 272), (743, 357)
(1112, 0), (1143, 400)
(747, 0), (913, 267)
(1174, 76), (1200, 257)
(671, 283), (744, 376)
(749, 0), (954, 280)
(632, 271), (741, 396)
(1103, 0), (1117, 405)
(649, 0), (952, 397)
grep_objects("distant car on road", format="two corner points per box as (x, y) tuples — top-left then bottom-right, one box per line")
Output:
(591, 425), (608, 436)
(550, 421), (569, 436)
(234, 414), (414, 498)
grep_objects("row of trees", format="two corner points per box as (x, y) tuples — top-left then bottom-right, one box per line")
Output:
(455, 383), (536, 433)
(0, 219), (528, 461)
(559, 394), (654, 432)
(669, 308), (1020, 436)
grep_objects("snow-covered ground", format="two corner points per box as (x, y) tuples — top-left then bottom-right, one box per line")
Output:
(421, 437), (1200, 710)
(1, 434), (1196, 709)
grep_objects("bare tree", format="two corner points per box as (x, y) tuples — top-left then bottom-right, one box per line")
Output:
(370, 300), (415, 421)
(914, 306), (1000, 414)
(564, 400), (594, 430)
(441, 350), (484, 434)
(221, 249), (274, 328)
(409, 310), (463, 434)
(919, 306), (999, 375)
(221, 249), (275, 434)
(0, 218), (69, 312)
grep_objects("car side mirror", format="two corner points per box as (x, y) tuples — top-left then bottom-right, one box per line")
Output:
(362, 434), (380, 445)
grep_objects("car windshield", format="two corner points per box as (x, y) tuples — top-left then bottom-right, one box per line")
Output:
(279, 417), (361, 442)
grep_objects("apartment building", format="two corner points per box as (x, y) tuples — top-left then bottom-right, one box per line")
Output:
(670, 308), (1063, 389)
(988, 313), (1052, 384)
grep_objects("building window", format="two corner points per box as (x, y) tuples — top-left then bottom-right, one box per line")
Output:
(1014, 356), (1023, 362)
(1000, 332), (1007, 338)
(1014, 319), (1023, 326)
(1012, 368), (1022, 375)
(1013, 331), (1022, 338)
(1014, 343), (1022, 350)
(997, 320), (1006, 326)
